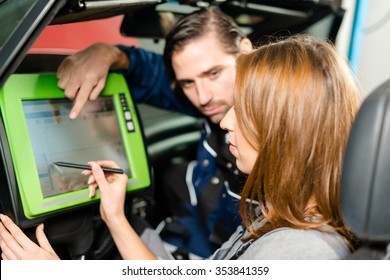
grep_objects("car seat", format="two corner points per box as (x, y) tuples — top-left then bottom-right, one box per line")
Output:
(341, 78), (390, 259)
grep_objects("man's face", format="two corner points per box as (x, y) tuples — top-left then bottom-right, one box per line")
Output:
(171, 33), (237, 124)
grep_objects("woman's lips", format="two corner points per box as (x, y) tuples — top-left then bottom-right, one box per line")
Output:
(228, 142), (237, 154)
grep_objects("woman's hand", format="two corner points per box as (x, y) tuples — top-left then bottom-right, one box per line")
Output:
(83, 161), (157, 260)
(83, 160), (128, 226)
(0, 214), (60, 260)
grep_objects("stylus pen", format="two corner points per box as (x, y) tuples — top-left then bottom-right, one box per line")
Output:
(53, 162), (124, 174)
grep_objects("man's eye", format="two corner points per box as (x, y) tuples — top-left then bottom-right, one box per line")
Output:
(210, 70), (220, 79)
(180, 81), (194, 89)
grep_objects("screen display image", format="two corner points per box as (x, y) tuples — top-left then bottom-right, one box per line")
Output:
(23, 97), (131, 198)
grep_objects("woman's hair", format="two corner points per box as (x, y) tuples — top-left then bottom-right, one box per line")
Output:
(163, 7), (246, 76)
(235, 34), (361, 249)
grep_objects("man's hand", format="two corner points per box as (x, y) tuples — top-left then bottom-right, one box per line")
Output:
(57, 43), (128, 119)
(0, 214), (60, 260)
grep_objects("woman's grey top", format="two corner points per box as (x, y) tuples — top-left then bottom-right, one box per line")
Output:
(209, 225), (350, 260)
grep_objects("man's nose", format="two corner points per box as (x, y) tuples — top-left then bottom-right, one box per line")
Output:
(196, 81), (212, 105)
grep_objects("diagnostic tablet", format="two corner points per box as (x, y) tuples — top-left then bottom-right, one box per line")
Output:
(0, 73), (150, 228)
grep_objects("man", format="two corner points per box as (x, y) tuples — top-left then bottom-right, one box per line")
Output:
(57, 8), (252, 258)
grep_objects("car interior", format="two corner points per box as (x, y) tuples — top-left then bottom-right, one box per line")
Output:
(1, 0), (389, 260)
(341, 78), (390, 260)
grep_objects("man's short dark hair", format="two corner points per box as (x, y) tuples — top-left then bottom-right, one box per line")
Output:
(163, 8), (246, 77)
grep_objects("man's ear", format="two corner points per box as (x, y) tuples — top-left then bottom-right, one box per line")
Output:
(239, 38), (253, 54)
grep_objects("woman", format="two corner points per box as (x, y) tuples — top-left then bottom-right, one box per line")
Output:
(0, 34), (361, 260)
(216, 34), (361, 259)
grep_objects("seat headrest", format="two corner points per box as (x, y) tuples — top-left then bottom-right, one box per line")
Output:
(341, 78), (390, 242)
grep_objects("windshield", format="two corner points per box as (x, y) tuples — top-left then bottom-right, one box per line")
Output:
(0, 0), (38, 49)
(0, 0), (65, 88)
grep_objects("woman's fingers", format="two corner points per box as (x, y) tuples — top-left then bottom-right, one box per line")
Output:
(35, 224), (56, 255)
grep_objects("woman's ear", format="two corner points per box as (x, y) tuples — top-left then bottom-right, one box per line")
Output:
(239, 38), (253, 54)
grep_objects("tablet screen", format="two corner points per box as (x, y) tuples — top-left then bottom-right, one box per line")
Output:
(23, 97), (130, 198)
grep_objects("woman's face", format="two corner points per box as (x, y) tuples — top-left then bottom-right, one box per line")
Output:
(220, 106), (258, 174)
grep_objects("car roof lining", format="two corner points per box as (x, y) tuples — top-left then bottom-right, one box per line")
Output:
(51, 0), (163, 24)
